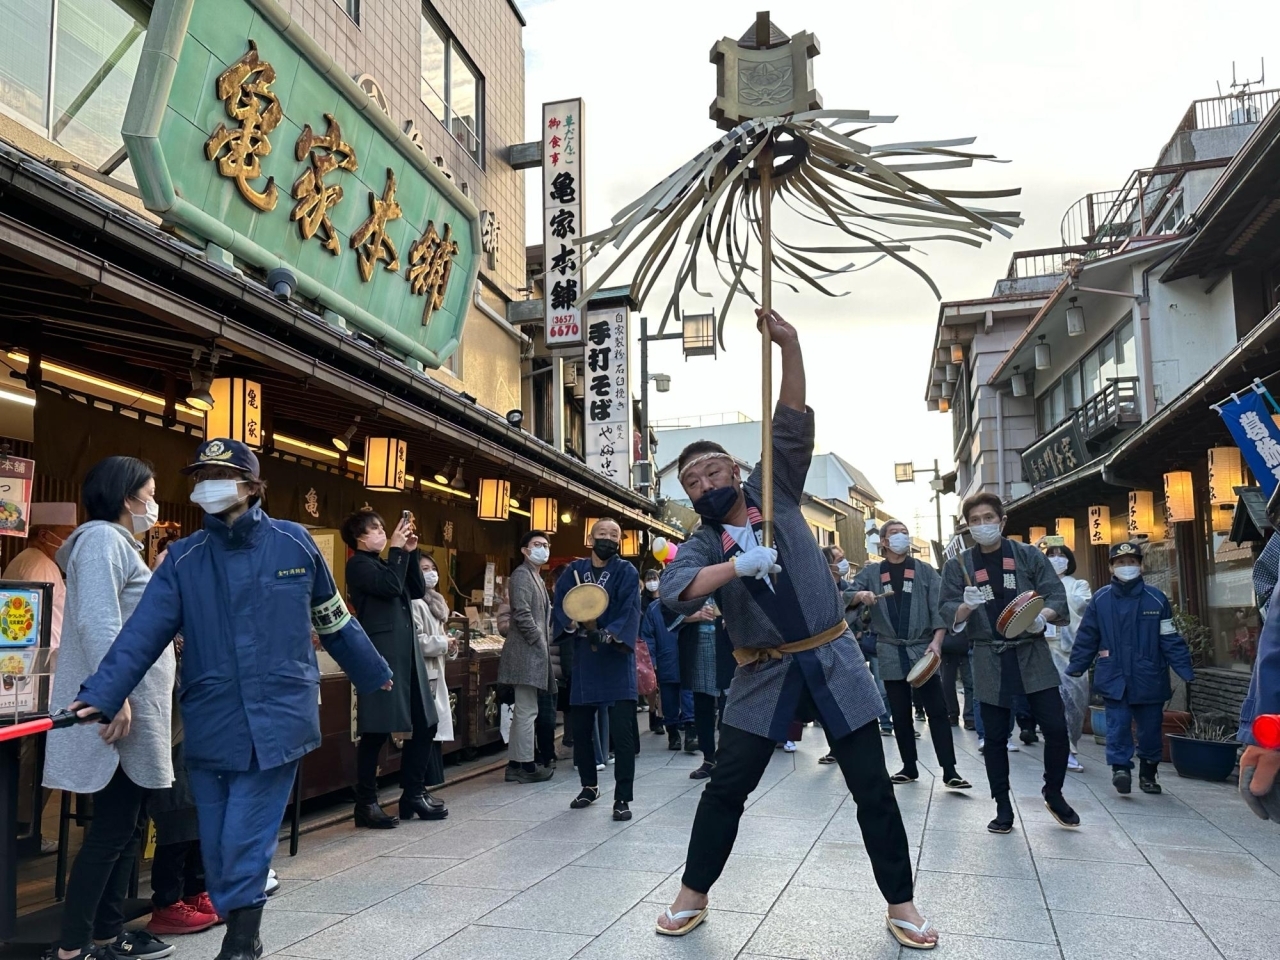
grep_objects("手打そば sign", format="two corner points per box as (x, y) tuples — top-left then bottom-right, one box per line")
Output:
(543, 99), (586, 349)
(584, 308), (633, 485)
(123, 0), (479, 370)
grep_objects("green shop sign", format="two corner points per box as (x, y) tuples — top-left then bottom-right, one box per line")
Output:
(123, 0), (480, 369)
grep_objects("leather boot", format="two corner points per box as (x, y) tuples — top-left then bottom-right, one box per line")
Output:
(400, 790), (448, 820)
(354, 802), (399, 829)
(1139, 760), (1162, 794)
(422, 791), (446, 811)
(213, 905), (263, 960)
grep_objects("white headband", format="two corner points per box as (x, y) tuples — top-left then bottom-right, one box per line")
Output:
(678, 452), (735, 480)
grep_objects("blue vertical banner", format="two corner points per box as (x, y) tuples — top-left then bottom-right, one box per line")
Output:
(1216, 383), (1280, 497)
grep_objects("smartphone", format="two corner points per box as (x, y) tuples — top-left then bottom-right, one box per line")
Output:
(402, 509), (412, 528)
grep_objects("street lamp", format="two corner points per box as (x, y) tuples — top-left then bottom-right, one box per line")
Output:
(893, 458), (948, 561)
(638, 311), (716, 496)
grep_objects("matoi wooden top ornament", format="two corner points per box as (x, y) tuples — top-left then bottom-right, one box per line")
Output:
(575, 12), (1021, 546)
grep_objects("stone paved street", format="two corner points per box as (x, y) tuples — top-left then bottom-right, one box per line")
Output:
(173, 720), (1279, 960)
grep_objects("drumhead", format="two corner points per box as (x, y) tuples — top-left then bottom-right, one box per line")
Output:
(906, 649), (941, 688)
(562, 582), (609, 622)
(998, 593), (1045, 639)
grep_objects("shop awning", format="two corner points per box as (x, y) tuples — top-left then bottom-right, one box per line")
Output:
(1230, 485), (1272, 544)
(999, 459), (1106, 524)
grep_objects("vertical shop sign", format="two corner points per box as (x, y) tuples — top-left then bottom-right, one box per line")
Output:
(0, 454), (35, 539)
(543, 99), (586, 349)
(584, 308), (633, 486)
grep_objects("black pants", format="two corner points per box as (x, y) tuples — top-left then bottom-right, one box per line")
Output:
(885, 675), (957, 775)
(357, 669), (436, 804)
(683, 720), (913, 904)
(151, 839), (205, 907)
(572, 701), (636, 802)
(535, 691), (558, 766)
(940, 652), (974, 722)
(60, 766), (148, 949)
(424, 740), (445, 789)
(980, 687), (1069, 800)
(693, 692), (718, 764)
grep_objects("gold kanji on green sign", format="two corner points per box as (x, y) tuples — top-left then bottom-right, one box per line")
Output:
(405, 220), (459, 324)
(291, 113), (358, 254)
(205, 41), (282, 212)
(350, 168), (402, 281)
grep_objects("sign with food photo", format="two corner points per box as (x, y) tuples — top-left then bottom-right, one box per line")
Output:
(0, 454), (35, 538)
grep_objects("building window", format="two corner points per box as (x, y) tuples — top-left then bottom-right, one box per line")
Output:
(0, 0), (148, 178)
(1036, 317), (1136, 435)
(420, 5), (483, 166)
(336, 0), (360, 25)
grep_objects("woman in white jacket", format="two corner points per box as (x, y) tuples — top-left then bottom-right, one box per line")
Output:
(1044, 543), (1092, 772)
(411, 554), (456, 813)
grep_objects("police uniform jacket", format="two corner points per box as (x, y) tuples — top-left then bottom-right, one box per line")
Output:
(1067, 576), (1194, 704)
(347, 547), (437, 734)
(78, 504), (392, 772)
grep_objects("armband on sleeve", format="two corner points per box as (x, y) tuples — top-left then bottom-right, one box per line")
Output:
(1159, 618), (1176, 636)
(312, 592), (352, 635)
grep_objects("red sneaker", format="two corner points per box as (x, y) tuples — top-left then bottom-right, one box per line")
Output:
(147, 899), (218, 935)
(185, 893), (223, 924)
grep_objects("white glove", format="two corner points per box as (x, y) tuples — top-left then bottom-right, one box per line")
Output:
(1028, 614), (1047, 634)
(963, 586), (984, 608)
(734, 545), (781, 580)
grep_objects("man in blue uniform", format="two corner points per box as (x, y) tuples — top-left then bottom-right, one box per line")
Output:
(71, 439), (392, 960)
(551, 518), (642, 821)
(1067, 541), (1193, 795)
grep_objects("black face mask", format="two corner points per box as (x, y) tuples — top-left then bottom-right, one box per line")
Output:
(693, 484), (740, 523)
(592, 539), (619, 562)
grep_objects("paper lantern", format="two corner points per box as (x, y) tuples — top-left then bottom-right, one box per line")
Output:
(1056, 518), (1075, 552)
(1208, 447), (1243, 506)
(205, 378), (263, 449)
(1087, 505), (1111, 546)
(1028, 526), (1047, 544)
(582, 518), (603, 547)
(949, 342), (965, 363)
(530, 497), (559, 534)
(363, 437), (407, 492)
(476, 478), (512, 522)
(621, 530), (641, 557)
(938, 398), (951, 413)
(1164, 471), (1195, 523)
(1007, 534), (1023, 543)
(1128, 490), (1154, 537)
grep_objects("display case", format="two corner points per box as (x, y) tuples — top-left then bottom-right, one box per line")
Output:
(464, 616), (507, 749)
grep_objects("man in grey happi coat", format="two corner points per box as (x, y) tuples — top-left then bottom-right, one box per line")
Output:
(654, 310), (937, 950)
(940, 492), (1077, 834)
(851, 519), (970, 789)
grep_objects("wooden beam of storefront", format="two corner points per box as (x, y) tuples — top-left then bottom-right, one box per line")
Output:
(0, 211), (679, 539)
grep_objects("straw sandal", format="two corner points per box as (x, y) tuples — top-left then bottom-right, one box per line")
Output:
(886, 914), (937, 950)
(655, 906), (709, 937)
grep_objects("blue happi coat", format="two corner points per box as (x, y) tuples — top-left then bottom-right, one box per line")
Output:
(552, 556), (640, 705)
(1067, 576), (1194, 704)
(641, 600), (683, 685)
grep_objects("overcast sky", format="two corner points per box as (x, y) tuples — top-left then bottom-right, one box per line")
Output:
(519, 0), (1279, 534)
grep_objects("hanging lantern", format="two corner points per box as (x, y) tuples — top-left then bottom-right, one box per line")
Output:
(363, 436), (407, 492)
(949, 342), (965, 363)
(582, 518), (603, 547)
(1087, 505), (1111, 546)
(1028, 526), (1047, 544)
(681, 311), (717, 358)
(1056, 517), (1076, 552)
(1034, 335), (1051, 370)
(938, 398), (951, 413)
(941, 380), (954, 398)
(1128, 490), (1154, 537)
(621, 529), (642, 557)
(1208, 446), (1243, 506)
(530, 497), (559, 534)
(205, 378), (263, 449)
(1010, 368), (1028, 397)
(1212, 504), (1234, 533)
(1065, 297), (1086, 337)
(1164, 471), (1195, 523)
(945, 363), (960, 382)
(477, 478), (512, 521)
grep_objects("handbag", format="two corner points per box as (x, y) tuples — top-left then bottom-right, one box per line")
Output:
(634, 638), (658, 697)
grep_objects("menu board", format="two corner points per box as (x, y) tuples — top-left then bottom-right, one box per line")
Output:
(0, 582), (51, 717)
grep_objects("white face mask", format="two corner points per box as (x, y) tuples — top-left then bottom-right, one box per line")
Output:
(1114, 564), (1142, 582)
(1049, 555), (1070, 576)
(129, 496), (159, 535)
(644, 580), (660, 593)
(528, 545), (550, 566)
(887, 533), (912, 556)
(422, 570), (440, 588)
(190, 479), (247, 516)
(835, 558), (850, 575)
(970, 522), (1003, 547)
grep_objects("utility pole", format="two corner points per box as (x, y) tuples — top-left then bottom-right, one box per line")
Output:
(638, 315), (679, 496)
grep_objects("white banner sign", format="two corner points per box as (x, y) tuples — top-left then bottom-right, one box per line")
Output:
(584, 308), (633, 485)
(542, 99), (585, 349)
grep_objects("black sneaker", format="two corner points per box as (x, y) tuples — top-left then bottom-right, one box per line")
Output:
(683, 733), (699, 754)
(43, 946), (113, 960)
(110, 930), (175, 960)
(1139, 760), (1162, 794)
(1112, 766), (1132, 795)
(1043, 790), (1081, 827)
(1020, 730), (1039, 746)
(914, 708), (926, 722)
(964, 719), (976, 731)
(668, 731), (682, 751)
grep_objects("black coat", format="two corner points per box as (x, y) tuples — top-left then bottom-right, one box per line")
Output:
(347, 548), (437, 734)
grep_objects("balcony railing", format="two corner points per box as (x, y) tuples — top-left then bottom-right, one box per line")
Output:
(1077, 377), (1141, 442)
(1005, 241), (1125, 280)
(1175, 88), (1280, 134)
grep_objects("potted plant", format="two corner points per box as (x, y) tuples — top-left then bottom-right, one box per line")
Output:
(1167, 714), (1240, 781)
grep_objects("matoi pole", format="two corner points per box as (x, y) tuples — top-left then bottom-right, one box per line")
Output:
(759, 137), (775, 549)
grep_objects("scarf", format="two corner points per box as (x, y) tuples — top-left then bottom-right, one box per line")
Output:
(425, 589), (450, 624)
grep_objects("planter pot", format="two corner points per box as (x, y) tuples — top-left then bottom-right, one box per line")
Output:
(1161, 710), (1191, 763)
(1167, 734), (1239, 782)
(1090, 706), (1107, 745)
